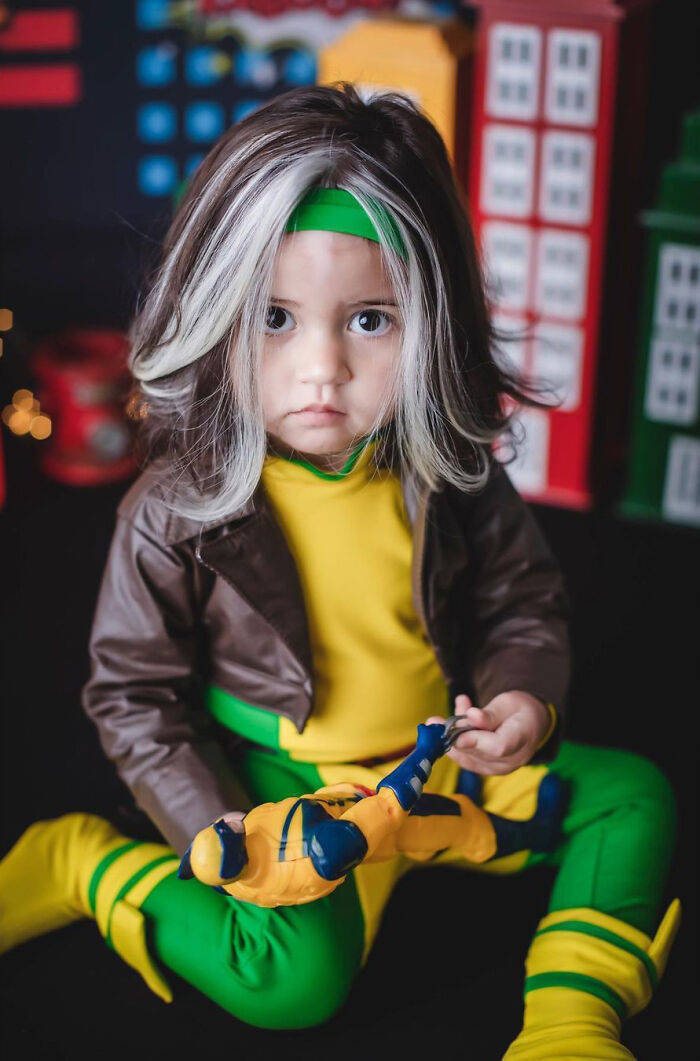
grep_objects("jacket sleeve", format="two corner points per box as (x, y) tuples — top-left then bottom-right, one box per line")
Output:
(81, 511), (253, 855)
(460, 459), (571, 763)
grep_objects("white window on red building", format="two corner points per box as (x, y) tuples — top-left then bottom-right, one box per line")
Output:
(663, 435), (700, 527)
(544, 29), (601, 128)
(491, 312), (529, 376)
(504, 407), (550, 495)
(531, 322), (584, 411)
(539, 130), (595, 225)
(653, 243), (700, 331)
(482, 221), (533, 311)
(645, 338), (700, 426)
(535, 229), (589, 320)
(481, 123), (536, 218)
(486, 22), (542, 121)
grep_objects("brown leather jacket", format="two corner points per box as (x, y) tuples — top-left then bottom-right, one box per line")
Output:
(82, 451), (570, 855)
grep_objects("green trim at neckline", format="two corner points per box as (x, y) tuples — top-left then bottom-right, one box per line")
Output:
(266, 424), (390, 481)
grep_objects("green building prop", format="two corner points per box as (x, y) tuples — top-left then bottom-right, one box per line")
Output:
(621, 109), (700, 528)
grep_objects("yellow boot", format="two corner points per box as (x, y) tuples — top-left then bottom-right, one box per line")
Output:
(503, 900), (682, 1060)
(0, 813), (179, 1002)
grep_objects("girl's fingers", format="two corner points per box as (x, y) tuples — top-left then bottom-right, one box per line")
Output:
(454, 694), (472, 717)
(453, 728), (479, 750)
(463, 705), (498, 731)
(221, 811), (246, 832)
(464, 720), (527, 760)
(425, 714), (446, 727)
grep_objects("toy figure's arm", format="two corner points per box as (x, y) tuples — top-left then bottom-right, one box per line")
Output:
(460, 459), (571, 763)
(305, 722), (450, 878)
(82, 507), (252, 856)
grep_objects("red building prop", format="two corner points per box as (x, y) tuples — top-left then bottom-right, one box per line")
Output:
(467, 0), (653, 508)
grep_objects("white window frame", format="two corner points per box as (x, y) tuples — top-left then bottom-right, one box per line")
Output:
(662, 435), (700, 527)
(653, 243), (700, 332)
(531, 322), (584, 412)
(504, 408), (550, 496)
(481, 124), (536, 219)
(534, 229), (589, 321)
(482, 221), (534, 312)
(491, 312), (529, 377)
(544, 29), (601, 128)
(644, 337), (700, 426)
(539, 130), (595, 225)
(486, 22), (542, 121)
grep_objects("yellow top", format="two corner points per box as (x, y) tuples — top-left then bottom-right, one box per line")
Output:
(260, 437), (450, 762)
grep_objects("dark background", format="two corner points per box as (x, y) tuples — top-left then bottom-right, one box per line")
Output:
(1, 1), (698, 1057)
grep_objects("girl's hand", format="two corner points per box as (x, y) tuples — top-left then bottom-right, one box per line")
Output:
(426, 691), (551, 775)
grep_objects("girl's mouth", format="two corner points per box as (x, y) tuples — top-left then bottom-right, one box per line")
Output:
(292, 408), (345, 424)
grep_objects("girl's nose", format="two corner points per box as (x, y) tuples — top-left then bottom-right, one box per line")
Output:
(296, 329), (350, 386)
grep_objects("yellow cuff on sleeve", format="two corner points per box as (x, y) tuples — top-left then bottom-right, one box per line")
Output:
(534, 702), (557, 753)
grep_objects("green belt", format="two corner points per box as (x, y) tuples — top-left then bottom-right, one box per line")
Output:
(207, 684), (282, 751)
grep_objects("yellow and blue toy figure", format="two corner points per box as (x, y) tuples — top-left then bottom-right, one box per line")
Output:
(178, 717), (564, 905)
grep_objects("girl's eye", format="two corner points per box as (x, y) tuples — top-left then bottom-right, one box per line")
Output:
(348, 309), (394, 337)
(264, 305), (295, 334)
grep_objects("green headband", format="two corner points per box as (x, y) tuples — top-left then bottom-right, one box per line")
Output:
(284, 186), (407, 259)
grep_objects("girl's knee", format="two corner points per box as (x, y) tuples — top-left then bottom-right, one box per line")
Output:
(220, 894), (361, 1029)
(266, 906), (359, 1028)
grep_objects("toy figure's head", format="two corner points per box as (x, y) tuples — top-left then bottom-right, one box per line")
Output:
(127, 83), (541, 521)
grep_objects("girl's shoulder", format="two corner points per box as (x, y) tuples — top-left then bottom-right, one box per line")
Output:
(116, 459), (203, 547)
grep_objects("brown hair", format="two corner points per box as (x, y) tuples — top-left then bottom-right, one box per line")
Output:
(126, 82), (549, 521)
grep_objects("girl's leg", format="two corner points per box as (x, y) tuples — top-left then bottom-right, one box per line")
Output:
(138, 860), (363, 1029)
(538, 740), (677, 934)
(140, 745), (367, 1028)
(490, 740), (680, 1060)
(0, 748), (384, 1029)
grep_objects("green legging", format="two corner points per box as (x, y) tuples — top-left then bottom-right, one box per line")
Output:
(131, 740), (676, 1029)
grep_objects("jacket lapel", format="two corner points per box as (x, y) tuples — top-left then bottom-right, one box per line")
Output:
(196, 484), (315, 680)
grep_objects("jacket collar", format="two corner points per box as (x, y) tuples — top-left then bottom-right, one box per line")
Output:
(162, 427), (425, 545)
(186, 440), (436, 690)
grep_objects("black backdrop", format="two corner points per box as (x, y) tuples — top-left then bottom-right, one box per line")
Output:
(1, 2), (698, 1057)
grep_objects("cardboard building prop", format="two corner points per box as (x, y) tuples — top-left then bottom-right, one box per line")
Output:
(621, 109), (700, 529)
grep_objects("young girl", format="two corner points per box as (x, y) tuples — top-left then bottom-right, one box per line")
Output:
(0, 83), (680, 1057)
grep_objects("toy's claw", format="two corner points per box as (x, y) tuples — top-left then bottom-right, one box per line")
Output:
(442, 714), (476, 753)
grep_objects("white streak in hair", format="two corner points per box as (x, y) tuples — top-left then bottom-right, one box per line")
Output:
(128, 97), (500, 522)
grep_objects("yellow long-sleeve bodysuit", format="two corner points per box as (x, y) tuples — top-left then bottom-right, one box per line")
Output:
(258, 436), (451, 762)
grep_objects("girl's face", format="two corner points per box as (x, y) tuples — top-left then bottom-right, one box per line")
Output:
(261, 229), (401, 473)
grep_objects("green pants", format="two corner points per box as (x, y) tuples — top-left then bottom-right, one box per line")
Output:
(128, 740), (675, 1030)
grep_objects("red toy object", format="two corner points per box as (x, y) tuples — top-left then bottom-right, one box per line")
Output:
(467, 0), (654, 509)
(31, 328), (136, 486)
